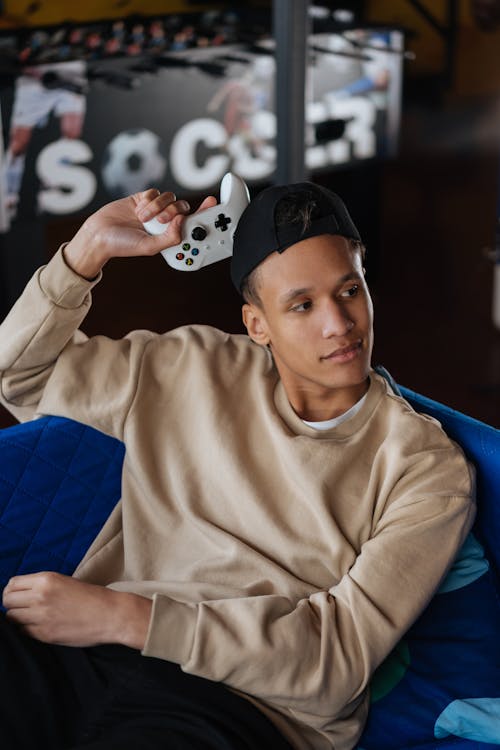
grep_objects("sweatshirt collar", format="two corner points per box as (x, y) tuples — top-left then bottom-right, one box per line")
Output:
(273, 370), (387, 439)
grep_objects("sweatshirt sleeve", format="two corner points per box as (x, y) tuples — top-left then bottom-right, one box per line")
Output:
(142, 456), (475, 730)
(0, 248), (153, 438)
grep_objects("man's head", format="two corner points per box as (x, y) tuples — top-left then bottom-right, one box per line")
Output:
(231, 182), (374, 421)
(231, 182), (363, 298)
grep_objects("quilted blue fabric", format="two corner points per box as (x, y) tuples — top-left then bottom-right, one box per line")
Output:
(400, 387), (500, 577)
(358, 388), (500, 750)
(0, 415), (124, 597)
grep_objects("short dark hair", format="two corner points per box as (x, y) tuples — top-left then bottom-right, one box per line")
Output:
(241, 190), (366, 306)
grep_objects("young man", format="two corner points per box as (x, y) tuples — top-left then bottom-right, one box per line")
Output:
(0, 182), (474, 750)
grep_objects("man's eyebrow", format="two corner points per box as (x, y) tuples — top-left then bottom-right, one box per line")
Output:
(279, 287), (313, 305)
(338, 271), (363, 285)
(279, 273), (362, 305)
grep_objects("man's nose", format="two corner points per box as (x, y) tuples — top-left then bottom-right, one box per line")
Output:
(321, 300), (354, 338)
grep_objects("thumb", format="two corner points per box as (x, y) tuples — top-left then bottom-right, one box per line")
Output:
(194, 195), (218, 213)
(140, 213), (186, 256)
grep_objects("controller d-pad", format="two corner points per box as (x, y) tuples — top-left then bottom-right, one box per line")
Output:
(214, 213), (231, 231)
(191, 227), (207, 241)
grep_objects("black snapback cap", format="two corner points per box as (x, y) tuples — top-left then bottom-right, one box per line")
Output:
(230, 181), (362, 293)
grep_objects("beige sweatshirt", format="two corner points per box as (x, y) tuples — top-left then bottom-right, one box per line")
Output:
(0, 249), (475, 750)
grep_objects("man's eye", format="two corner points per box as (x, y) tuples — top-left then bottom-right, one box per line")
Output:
(341, 285), (359, 298)
(291, 300), (312, 312)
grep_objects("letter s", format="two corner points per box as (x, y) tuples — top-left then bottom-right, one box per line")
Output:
(36, 139), (96, 214)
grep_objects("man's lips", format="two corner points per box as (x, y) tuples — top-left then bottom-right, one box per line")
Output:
(321, 340), (362, 361)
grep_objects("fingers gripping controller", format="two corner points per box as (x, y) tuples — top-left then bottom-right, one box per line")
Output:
(143, 173), (250, 271)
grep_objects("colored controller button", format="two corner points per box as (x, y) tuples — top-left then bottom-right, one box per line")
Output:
(182, 243), (191, 251)
(186, 258), (194, 266)
(176, 252), (184, 260)
(191, 227), (207, 241)
(191, 248), (199, 256)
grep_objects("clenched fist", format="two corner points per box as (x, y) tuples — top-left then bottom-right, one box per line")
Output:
(2, 571), (152, 650)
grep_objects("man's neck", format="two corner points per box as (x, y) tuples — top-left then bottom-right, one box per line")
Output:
(284, 379), (370, 423)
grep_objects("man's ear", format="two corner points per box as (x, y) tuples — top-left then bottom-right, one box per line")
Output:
(242, 303), (270, 346)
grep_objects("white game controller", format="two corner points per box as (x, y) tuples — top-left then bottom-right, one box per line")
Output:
(143, 172), (250, 271)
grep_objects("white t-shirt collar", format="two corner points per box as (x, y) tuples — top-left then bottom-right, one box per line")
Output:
(302, 392), (368, 431)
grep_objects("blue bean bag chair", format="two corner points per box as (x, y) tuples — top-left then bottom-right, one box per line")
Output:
(0, 384), (499, 750)
(357, 385), (500, 750)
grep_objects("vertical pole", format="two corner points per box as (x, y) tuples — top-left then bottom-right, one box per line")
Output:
(273, 0), (310, 184)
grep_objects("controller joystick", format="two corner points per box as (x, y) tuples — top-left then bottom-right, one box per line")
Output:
(143, 172), (250, 271)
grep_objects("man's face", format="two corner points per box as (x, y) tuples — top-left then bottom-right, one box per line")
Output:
(242, 234), (374, 420)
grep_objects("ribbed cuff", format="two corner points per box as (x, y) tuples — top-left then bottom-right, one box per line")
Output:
(142, 594), (197, 664)
(38, 245), (102, 309)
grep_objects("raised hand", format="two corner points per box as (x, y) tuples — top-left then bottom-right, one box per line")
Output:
(64, 189), (217, 279)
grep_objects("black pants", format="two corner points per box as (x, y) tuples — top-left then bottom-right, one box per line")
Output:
(0, 613), (292, 750)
